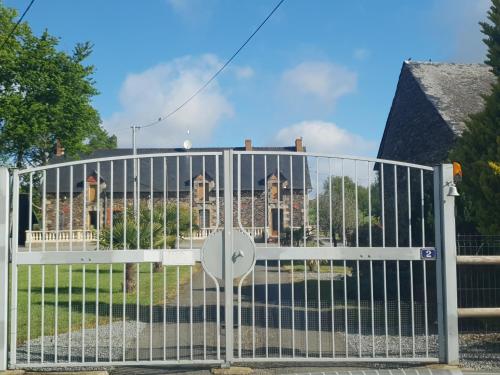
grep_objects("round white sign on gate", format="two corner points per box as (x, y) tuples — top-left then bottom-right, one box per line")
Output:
(200, 229), (256, 280)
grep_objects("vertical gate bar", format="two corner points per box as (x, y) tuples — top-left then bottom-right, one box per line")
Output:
(1, 168), (12, 370)
(27, 265), (31, 363)
(316, 158), (319, 247)
(223, 149), (234, 365)
(150, 263), (153, 361)
(109, 264), (113, 362)
(83, 164), (87, 252)
(370, 261), (375, 357)
(303, 157), (306, 247)
(110, 162), (114, 251)
(96, 264), (100, 361)
(42, 169), (46, 252)
(190, 157), (193, 249)
(95, 163), (100, 251)
(368, 162), (372, 247)
(397, 260), (401, 357)
(343, 260), (348, 358)
(394, 165), (398, 247)
(355, 161), (359, 247)
(216, 155), (220, 228)
(123, 160), (127, 250)
(190, 266), (193, 360)
(28, 173), (32, 253)
(357, 260), (361, 357)
(304, 260), (308, 357)
(122, 263), (125, 362)
(151, 158), (154, 251)
(176, 157), (180, 248)
(41, 265), (45, 362)
(252, 268), (255, 359)
(176, 266), (180, 361)
(55, 169), (59, 362)
(82, 264), (86, 362)
(136, 264), (139, 360)
(435, 164), (459, 364)
(202, 156), (206, 241)
(264, 155), (268, 244)
(410, 260), (415, 357)
(137, 160), (141, 250)
(420, 170), (425, 247)
(423, 260), (429, 357)
(290, 156), (293, 246)
(28, 173), (32, 363)
(407, 167), (412, 247)
(203, 271), (207, 360)
(252, 155), (255, 238)
(317, 260), (322, 358)
(69, 264), (72, 362)
(278, 260), (282, 357)
(341, 160), (345, 245)
(278, 155), (281, 247)
(163, 266), (167, 361)
(265, 260), (268, 358)
(329, 159), (332, 246)
(383, 260), (388, 357)
(163, 157), (167, 249)
(330, 260), (335, 358)
(291, 260), (295, 358)
(381, 164), (385, 248)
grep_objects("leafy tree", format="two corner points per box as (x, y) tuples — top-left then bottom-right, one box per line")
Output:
(100, 202), (192, 292)
(450, 0), (500, 234)
(0, 3), (116, 168)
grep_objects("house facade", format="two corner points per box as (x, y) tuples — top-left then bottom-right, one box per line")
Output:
(27, 139), (311, 245)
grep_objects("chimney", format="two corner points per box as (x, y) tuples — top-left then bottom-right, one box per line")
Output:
(55, 139), (65, 156)
(295, 137), (303, 152)
(245, 139), (252, 151)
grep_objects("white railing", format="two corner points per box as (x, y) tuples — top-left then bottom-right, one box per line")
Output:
(25, 230), (97, 244)
(26, 227), (267, 243)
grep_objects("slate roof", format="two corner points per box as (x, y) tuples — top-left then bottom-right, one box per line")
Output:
(406, 62), (495, 135)
(377, 61), (496, 165)
(46, 147), (312, 194)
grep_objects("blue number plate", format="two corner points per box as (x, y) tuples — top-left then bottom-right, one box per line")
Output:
(420, 247), (436, 260)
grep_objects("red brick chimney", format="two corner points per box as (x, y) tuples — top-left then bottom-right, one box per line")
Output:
(245, 139), (252, 151)
(55, 139), (65, 156)
(295, 137), (303, 152)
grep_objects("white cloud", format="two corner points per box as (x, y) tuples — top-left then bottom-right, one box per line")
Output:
(104, 54), (233, 147)
(166, 0), (215, 23)
(353, 48), (370, 61)
(281, 61), (357, 109)
(274, 120), (376, 156)
(233, 66), (254, 79)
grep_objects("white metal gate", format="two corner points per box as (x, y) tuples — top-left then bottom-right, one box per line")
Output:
(0, 150), (459, 370)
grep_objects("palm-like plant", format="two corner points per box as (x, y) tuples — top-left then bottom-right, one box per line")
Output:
(100, 202), (193, 292)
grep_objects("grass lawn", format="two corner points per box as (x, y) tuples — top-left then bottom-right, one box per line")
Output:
(14, 263), (194, 344)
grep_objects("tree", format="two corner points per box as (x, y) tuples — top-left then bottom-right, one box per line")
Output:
(450, 0), (500, 234)
(100, 202), (192, 292)
(0, 4), (116, 169)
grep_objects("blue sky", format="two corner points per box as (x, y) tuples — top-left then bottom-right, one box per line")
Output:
(5, 0), (490, 155)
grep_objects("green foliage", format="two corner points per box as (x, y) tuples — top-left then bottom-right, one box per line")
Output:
(100, 202), (192, 250)
(0, 3), (115, 168)
(450, 0), (500, 234)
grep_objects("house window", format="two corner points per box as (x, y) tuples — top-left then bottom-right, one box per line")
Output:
(196, 182), (210, 203)
(88, 185), (97, 202)
(199, 209), (210, 228)
(270, 183), (279, 200)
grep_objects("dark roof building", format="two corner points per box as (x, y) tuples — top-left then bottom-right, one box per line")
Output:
(46, 141), (312, 194)
(377, 61), (495, 166)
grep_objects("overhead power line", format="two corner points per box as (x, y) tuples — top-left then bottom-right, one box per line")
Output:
(138, 0), (286, 130)
(0, 0), (36, 49)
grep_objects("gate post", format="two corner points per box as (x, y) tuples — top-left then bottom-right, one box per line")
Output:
(434, 164), (459, 364)
(0, 167), (10, 371)
(223, 150), (234, 366)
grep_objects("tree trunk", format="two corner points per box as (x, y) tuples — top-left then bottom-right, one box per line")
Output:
(125, 263), (136, 292)
(153, 262), (163, 272)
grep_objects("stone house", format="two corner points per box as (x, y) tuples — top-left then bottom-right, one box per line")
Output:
(30, 139), (311, 244)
